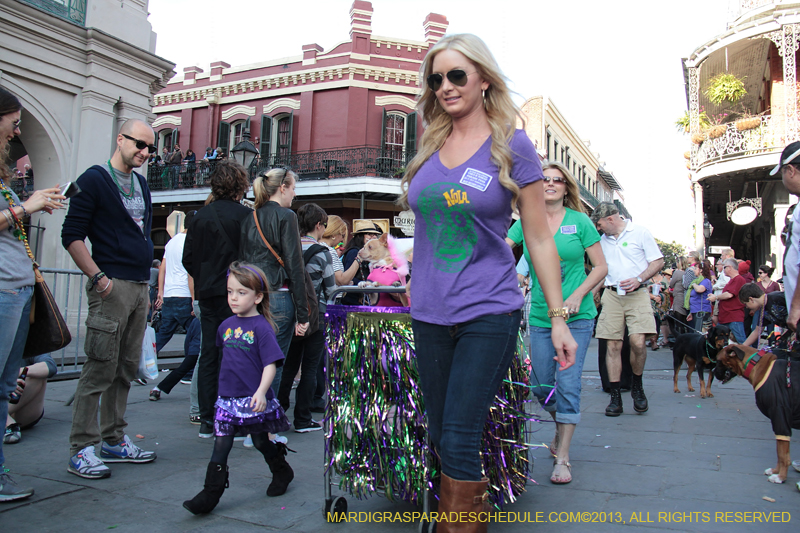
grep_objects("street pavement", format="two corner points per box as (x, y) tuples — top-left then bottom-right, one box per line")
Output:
(1, 338), (799, 532)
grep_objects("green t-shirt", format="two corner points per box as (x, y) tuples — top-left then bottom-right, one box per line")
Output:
(508, 208), (601, 327)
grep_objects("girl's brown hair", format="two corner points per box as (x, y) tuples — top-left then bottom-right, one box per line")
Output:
(540, 160), (584, 214)
(227, 261), (276, 331)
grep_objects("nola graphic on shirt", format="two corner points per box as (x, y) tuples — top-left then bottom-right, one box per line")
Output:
(417, 182), (477, 273)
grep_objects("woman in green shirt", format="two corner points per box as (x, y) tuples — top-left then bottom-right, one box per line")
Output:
(506, 160), (607, 484)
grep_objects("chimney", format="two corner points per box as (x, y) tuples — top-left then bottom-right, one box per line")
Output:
(423, 13), (449, 46)
(183, 66), (203, 86)
(210, 61), (230, 81)
(350, 1), (373, 55)
(302, 43), (324, 66)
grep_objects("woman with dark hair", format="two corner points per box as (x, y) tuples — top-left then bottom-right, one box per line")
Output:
(239, 169), (308, 403)
(182, 160), (252, 438)
(686, 260), (713, 332)
(0, 86), (65, 501)
(277, 203), (334, 432)
(757, 264), (780, 294)
(398, 34), (576, 527)
(184, 149), (197, 185)
(340, 223), (381, 305)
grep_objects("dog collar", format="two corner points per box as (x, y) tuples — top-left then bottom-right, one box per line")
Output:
(742, 349), (765, 380)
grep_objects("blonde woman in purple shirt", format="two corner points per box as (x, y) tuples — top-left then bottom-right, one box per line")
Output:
(398, 33), (577, 529)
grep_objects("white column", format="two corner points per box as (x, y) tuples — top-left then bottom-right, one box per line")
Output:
(694, 180), (705, 255)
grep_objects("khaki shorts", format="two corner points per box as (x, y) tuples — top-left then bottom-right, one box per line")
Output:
(595, 288), (657, 340)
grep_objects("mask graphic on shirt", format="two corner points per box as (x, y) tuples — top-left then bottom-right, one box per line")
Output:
(418, 183), (477, 273)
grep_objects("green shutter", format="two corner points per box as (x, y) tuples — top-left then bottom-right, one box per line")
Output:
(218, 121), (230, 152)
(260, 115), (272, 159)
(286, 110), (293, 156)
(405, 111), (416, 160)
(380, 107), (387, 154)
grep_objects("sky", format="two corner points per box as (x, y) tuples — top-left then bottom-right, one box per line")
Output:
(148, 0), (738, 248)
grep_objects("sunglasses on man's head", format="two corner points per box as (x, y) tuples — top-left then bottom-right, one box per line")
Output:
(427, 69), (472, 92)
(122, 133), (157, 154)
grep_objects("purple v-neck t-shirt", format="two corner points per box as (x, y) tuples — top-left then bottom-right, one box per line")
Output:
(408, 129), (543, 325)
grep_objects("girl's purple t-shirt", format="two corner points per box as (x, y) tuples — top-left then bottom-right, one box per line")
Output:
(216, 314), (284, 398)
(408, 129), (543, 325)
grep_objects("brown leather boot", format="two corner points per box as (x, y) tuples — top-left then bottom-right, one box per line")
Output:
(437, 473), (491, 533)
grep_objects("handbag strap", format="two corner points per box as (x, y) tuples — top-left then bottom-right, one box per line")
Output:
(253, 211), (284, 267)
(0, 178), (37, 267)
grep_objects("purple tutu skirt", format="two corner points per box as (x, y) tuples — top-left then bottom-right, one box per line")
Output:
(214, 396), (290, 437)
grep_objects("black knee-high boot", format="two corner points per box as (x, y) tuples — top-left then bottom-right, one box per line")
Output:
(265, 442), (294, 496)
(183, 462), (229, 514)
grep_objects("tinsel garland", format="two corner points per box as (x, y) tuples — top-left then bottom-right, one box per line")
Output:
(324, 305), (541, 509)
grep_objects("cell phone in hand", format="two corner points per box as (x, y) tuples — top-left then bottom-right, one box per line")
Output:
(60, 182), (82, 198)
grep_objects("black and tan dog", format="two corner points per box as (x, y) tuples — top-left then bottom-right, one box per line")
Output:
(714, 344), (800, 484)
(672, 324), (731, 398)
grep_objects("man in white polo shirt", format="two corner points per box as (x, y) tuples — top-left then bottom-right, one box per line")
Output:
(592, 203), (664, 417)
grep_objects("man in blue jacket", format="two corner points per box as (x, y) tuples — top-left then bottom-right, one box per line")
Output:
(62, 119), (157, 479)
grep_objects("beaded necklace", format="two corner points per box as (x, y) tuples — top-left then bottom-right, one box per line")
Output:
(0, 176), (36, 264)
(107, 159), (134, 199)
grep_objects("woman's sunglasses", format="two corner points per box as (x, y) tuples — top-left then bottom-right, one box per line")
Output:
(427, 69), (472, 92)
(122, 133), (157, 154)
(543, 176), (567, 184)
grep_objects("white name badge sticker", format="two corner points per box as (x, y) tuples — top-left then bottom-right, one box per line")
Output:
(459, 168), (493, 192)
(561, 225), (577, 235)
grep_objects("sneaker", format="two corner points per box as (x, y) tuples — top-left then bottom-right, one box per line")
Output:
(198, 421), (214, 439)
(179, 377), (192, 385)
(189, 415), (201, 425)
(133, 378), (147, 386)
(4, 424), (21, 445)
(0, 468), (34, 501)
(243, 434), (254, 448)
(68, 446), (111, 479)
(272, 434), (288, 445)
(149, 389), (161, 401)
(294, 420), (322, 433)
(100, 435), (157, 463)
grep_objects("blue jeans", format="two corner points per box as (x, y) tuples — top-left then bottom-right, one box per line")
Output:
(721, 321), (746, 344)
(155, 297), (194, 353)
(270, 292), (295, 397)
(529, 318), (594, 425)
(0, 285), (33, 467)
(412, 311), (520, 481)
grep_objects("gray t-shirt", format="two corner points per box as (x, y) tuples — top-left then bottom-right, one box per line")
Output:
(0, 185), (36, 289)
(109, 163), (145, 233)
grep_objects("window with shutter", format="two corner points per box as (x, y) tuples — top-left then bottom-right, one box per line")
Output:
(405, 111), (416, 162)
(217, 121), (230, 154)
(260, 115), (272, 163)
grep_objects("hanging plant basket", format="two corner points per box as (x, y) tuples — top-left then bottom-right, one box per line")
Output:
(691, 133), (706, 145)
(735, 117), (761, 131)
(707, 125), (727, 139)
(705, 73), (747, 105)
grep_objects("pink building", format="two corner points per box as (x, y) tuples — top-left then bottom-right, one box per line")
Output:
(150, 1), (448, 253)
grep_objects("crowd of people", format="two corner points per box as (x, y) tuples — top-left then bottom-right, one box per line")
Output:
(2, 35), (800, 532)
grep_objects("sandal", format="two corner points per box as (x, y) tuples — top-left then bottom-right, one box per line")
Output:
(551, 458), (572, 484)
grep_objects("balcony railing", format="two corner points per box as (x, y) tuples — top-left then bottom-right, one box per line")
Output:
(577, 181), (600, 209)
(147, 146), (414, 192)
(690, 115), (778, 169)
(16, 0), (86, 25)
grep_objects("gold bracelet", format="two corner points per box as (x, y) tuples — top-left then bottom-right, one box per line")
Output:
(547, 307), (570, 318)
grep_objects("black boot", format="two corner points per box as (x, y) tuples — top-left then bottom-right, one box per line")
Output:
(605, 383), (623, 417)
(265, 442), (294, 496)
(631, 373), (648, 413)
(183, 462), (229, 514)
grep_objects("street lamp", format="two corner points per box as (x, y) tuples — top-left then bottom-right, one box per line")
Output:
(703, 214), (714, 258)
(231, 129), (259, 170)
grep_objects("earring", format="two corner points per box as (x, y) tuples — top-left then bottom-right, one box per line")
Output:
(482, 89), (486, 108)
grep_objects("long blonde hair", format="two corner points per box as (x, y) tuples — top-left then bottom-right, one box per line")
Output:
(541, 160), (584, 214)
(253, 168), (297, 209)
(398, 34), (525, 211)
(322, 215), (348, 242)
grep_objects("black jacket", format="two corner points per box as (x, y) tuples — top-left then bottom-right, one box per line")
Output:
(183, 199), (252, 300)
(62, 165), (153, 281)
(239, 202), (309, 324)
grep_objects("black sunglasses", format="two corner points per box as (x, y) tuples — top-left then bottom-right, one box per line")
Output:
(427, 69), (472, 92)
(122, 133), (157, 154)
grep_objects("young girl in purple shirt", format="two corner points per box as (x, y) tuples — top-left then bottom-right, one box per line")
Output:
(183, 262), (292, 514)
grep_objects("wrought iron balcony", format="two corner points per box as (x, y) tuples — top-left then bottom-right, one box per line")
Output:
(146, 146), (414, 192)
(577, 181), (600, 209)
(16, 0), (86, 25)
(690, 115), (778, 169)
